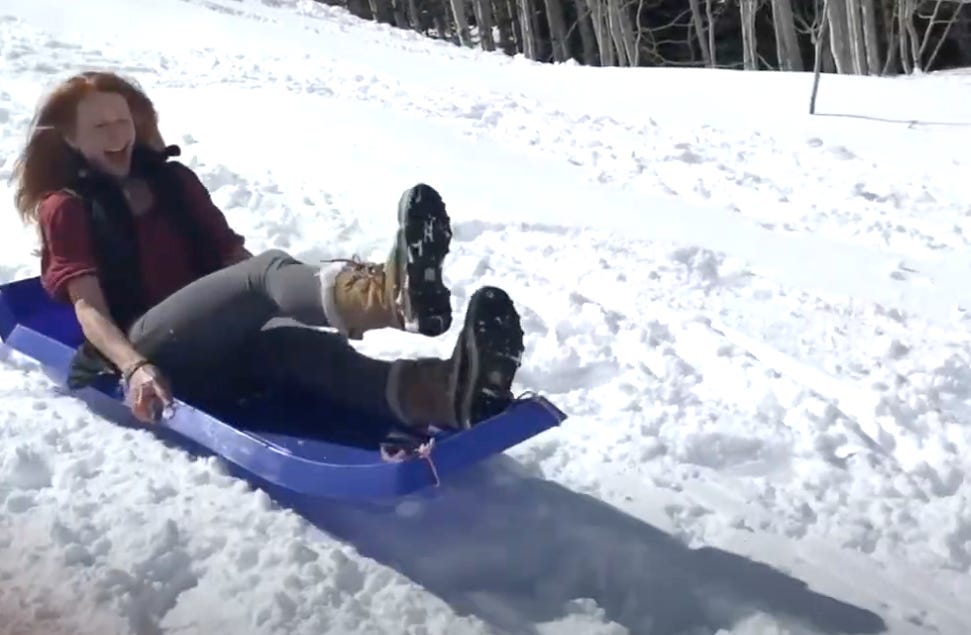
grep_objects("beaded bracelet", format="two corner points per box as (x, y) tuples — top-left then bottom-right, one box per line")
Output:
(121, 359), (153, 386)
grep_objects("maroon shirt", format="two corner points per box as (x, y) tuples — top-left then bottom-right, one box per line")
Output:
(38, 165), (245, 307)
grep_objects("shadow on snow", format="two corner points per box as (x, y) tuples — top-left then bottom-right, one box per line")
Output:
(291, 457), (887, 635)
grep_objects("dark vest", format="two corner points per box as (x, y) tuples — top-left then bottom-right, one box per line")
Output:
(65, 144), (222, 389)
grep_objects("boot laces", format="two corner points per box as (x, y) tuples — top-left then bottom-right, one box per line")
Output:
(323, 256), (384, 285)
(327, 256), (407, 329)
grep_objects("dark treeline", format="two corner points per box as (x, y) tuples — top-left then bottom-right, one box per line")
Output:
(312, 0), (971, 74)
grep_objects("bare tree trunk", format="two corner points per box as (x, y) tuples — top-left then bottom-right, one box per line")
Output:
(811, 0), (832, 114)
(437, 0), (455, 42)
(822, 44), (835, 72)
(607, 0), (627, 66)
(617, 0), (638, 65)
(544, 0), (570, 61)
(882, 0), (899, 74)
(740, 0), (758, 70)
(827, 0), (853, 72)
(346, 0), (372, 20)
(506, 0), (523, 52)
(860, 0), (882, 74)
(390, 0), (409, 29)
(706, 0), (717, 67)
(689, 0), (712, 66)
(904, 0), (921, 70)
(587, 0), (616, 66)
(492, 0), (517, 55)
(450, 0), (473, 46)
(472, 0), (496, 50)
(606, 0), (633, 66)
(572, 0), (601, 65)
(897, 0), (913, 72)
(519, 0), (538, 59)
(846, 0), (869, 73)
(367, 0), (395, 24)
(770, 0), (803, 71)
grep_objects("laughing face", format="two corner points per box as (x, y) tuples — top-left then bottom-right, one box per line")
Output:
(67, 90), (136, 178)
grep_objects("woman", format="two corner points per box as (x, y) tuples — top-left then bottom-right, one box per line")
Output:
(10, 70), (525, 432)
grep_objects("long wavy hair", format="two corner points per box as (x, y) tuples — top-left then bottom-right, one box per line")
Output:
(10, 71), (166, 224)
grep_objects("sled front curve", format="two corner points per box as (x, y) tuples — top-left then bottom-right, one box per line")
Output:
(0, 276), (567, 501)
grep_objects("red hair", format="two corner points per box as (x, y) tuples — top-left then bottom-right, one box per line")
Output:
(10, 71), (165, 223)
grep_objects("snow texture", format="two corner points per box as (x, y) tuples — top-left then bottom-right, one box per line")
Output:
(1, 0), (970, 633)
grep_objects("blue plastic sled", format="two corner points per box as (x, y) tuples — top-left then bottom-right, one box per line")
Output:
(0, 276), (566, 501)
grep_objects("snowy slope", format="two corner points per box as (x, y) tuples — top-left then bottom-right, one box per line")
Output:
(1, 0), (971, 633)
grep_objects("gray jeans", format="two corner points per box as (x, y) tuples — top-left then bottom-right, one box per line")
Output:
(126, 249), (393, 418)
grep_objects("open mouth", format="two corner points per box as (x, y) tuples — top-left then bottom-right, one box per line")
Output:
(104, 143), (131, 161)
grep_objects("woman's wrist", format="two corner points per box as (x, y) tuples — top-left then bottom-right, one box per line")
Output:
(121, 358), (153, 385)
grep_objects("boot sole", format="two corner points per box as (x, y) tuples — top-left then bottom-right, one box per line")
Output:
(397, 183), (452, 337)
(453, 286), (524, 428)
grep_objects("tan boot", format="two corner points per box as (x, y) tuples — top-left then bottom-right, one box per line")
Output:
(320, 258), (401, 340)
(320, 183), (453, 340)
(386, 286), (526, 430)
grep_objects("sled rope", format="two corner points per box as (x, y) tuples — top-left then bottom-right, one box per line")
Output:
(379, 392), (558, 486)
(379, 435), (441, 487)
(416, 438), (441, 487)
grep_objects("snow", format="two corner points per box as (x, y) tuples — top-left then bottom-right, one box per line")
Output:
(1, 0), (970, 632)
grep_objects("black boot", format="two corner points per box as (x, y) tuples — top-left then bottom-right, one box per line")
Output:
(452, 286), (524, 427)
(389, 286), (525, 429)
(394, 183), (453, 337)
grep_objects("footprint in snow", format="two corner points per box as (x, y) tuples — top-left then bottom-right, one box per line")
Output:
(672, 142), (705, 165)
(43, 39), (82, 50)
(0, 445), (52, 491)
(5, 493), (35, 513)
(829, 145), (857, 160)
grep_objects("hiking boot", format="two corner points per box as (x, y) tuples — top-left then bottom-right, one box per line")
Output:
(387, 286), (525, 429)
(320, 183), (453, 340)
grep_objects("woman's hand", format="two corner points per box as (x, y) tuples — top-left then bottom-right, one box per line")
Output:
(64, 278), (175, 423)
(124, 362), (174, 424)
